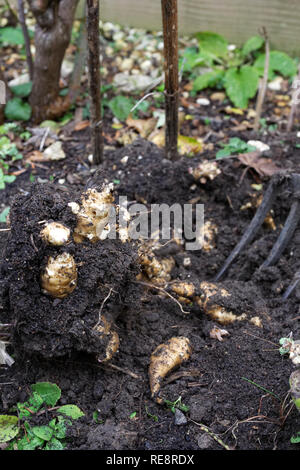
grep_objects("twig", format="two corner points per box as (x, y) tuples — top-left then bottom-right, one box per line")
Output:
(103, 363), (142, 380)
(189, 419), (233, 450)
(86, 0), (103, 164)
(254, 27), (269, 131)
(17, 0), (34, 80)
(134, 280), (189, 314)
(161, 0), (179, 160)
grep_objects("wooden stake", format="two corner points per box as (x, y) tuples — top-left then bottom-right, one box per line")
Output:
(161, 0), (179, 161)
(86, 0), (103, 164)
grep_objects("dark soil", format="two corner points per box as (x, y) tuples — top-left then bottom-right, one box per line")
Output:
(0, 135), (300, 451)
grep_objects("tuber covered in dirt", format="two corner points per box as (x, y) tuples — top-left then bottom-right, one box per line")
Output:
(69, 183), (114, 243)
(170, 280), (266, 326)
(40, 252), (77, 299)
(149, 336), (192, 403)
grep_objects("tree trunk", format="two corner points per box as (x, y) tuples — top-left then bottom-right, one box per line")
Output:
(28, 0), (79, 123)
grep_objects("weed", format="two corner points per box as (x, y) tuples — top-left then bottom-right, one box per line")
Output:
(0, 382), (84, 450)
(164, 396), (190, 414)
(216, 137), (257, 159)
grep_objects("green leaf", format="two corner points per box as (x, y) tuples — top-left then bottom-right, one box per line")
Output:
(193, 70), (224, 92)
(10, 82), (32, 98)
(291, 432), (300, 444)
(0, 415), (19, 443)
(0, 207), (9, 223)
(4, 175), (16, 184)
(0, 27), (25, 45)
(44, 437), (65, 450)
(108, 96), (134, 121)
(31, 382), (61, 407)
(32, 425), (54, 441)
(242, 36), (264, 56)
(216, 137), (257, 159)
(4, 97), (32, 121)
(57, 405), (85, 420)
(195, 31), (228, 58)
(224, 65), (259, 108)
(254, 51), (297, 78)
(17, 435), (44, 450)
(180, 47), (205, 73)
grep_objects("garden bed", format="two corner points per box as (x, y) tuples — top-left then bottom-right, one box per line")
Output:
(0, 131), (299, 450)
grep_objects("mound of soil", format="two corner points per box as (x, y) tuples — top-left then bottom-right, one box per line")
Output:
(0, 138), (299, 450)
(0, 183), (138, 359)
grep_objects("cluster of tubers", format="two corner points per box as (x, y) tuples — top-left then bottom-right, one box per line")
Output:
(38, 183), (121, 362)
(8, 179), (267, 403)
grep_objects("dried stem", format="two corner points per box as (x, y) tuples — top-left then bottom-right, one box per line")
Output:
(254, 27), (269, 131)
(287, 64), (300, 132)
(86, 0), (103, 164)
(161, 0), (179, 160)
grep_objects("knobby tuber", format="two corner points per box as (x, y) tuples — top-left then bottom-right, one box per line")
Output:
(41, 252), (78, 299)
(68, 184), (114, 243)
(149, 336), (192, 403)
(40, 222), (71, 246)
(170, 280), (265, 326)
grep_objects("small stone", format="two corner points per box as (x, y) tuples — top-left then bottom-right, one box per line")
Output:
(140, 60), (152, 73)
(120, 155), (129, 165)
(197, 98), (210, 106)
(268, 77), (283, 91)
(43, 141), (66, 161)
(120, 58), (134, 72)
(197, 433), (214, 449)
(174, 408), (187, 425)
(247, 140), (270, 152)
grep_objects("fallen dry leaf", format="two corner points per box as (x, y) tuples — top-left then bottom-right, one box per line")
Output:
(237, 152), (280, 177)
(126, 116), (157, 138)
(74, 120), (90, 131)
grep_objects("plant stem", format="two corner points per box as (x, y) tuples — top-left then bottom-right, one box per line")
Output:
(86, 0), (103, 164)
(254, 27), (269, 131)
(161, 0), (179, 161)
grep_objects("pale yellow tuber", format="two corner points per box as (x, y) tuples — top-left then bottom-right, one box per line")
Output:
(41, 252), (77, 299)
(149, 336), (192, 403)
(94, 316), (120, 362)
(40, 222), (71, 246)
(138, 240), (175, 286)
(68, 184), (114, 243)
